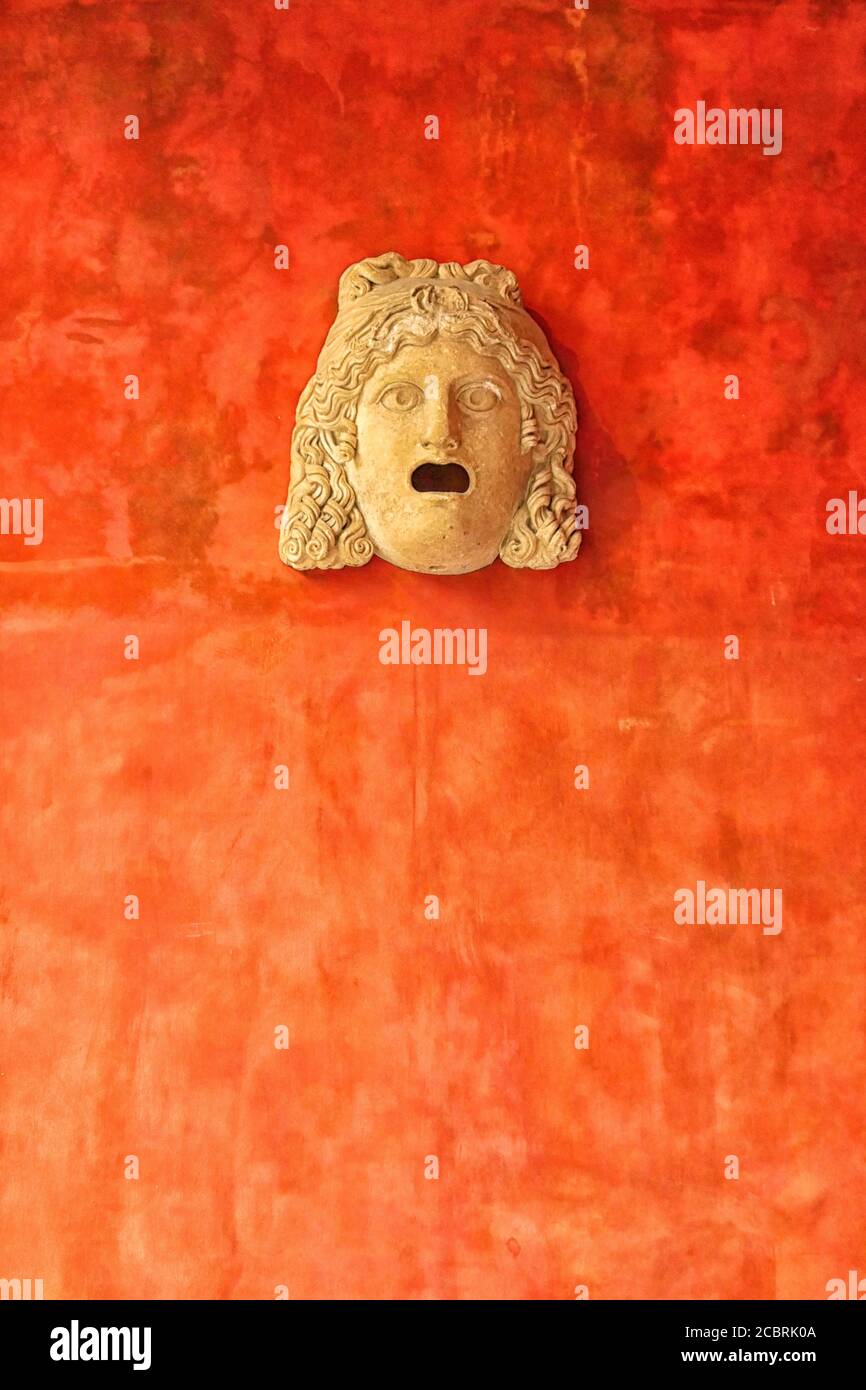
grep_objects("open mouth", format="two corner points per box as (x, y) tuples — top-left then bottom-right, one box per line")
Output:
(411, 461), (471, 494)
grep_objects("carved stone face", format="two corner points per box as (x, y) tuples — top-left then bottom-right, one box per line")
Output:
(278, 253), (581, 574)
(349, 339), (527, 574)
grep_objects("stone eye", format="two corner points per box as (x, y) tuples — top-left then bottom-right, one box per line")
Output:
(457, 382), (500, 413)
(379, 382), (424, 412)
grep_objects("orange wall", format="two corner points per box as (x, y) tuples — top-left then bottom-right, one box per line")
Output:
(1, 0), (865, 1299)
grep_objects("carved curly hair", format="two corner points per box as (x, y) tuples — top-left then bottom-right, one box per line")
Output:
(278, 253), (580, 571)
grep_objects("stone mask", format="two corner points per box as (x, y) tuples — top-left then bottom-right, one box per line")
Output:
(278, 253), (580, 575)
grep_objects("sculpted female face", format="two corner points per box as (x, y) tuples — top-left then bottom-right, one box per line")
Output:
(278, 253), (581, 575)
(349, 338), (526, 574)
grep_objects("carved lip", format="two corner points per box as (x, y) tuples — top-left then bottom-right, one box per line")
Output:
(411, 460), (473, 495)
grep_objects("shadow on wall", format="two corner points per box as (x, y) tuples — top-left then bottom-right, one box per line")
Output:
(535, 307), (641, 622)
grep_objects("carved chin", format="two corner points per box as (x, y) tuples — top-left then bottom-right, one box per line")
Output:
(363, 511), (510, 576)
(373, 546), (501, 577)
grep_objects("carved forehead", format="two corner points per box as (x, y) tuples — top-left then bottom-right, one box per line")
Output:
(359, 340), (514, 392)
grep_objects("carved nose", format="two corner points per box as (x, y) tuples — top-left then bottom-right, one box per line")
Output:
(422, 434), (458, 452)
(421, 392), (460, 452)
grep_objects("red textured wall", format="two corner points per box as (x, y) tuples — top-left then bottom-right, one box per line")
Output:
(2, 0), (865, 1300)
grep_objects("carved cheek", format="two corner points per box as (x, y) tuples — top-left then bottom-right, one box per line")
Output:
(370, 410), (411, 453)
